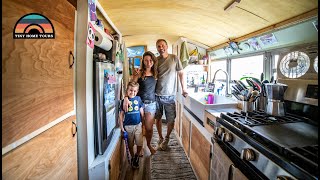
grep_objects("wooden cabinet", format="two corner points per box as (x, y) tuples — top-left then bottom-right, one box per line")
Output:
(2, 116), (77, 179)
(204, 111), (217, 135)
(178, 109), (212, 180)
(181, 114), (191, 157)
(190, 124), (211, 180)
(109, 136), (121, 179)
(175, 101), (183, 138)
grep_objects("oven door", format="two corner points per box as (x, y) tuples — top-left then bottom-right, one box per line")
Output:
(210, 140), (248, 180)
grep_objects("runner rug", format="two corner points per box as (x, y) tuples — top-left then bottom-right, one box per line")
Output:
(150, 123), (197, 179)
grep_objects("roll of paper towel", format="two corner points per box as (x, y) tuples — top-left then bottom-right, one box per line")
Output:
(94, 25), (112, 51)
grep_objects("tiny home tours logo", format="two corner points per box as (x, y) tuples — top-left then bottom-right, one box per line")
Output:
(13, 13), (55, 39)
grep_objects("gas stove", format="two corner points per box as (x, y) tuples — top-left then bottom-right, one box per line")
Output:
(214, 110), (318, 180)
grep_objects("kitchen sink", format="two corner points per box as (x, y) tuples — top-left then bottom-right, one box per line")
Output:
(183, 92), (238, 123)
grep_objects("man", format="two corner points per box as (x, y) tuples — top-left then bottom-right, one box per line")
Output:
(155, 39), (188, 151)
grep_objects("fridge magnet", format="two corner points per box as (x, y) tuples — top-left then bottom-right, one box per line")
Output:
(247, 37), (261, 51)
(86, 22), (95, 49)
(88, 0), (97, 22)
(259, 33), (278, 46)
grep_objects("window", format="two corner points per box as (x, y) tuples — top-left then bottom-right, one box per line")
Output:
(272, 54), (279, 79)
(210, 59), (227, 95)
(210, 60), (227, 81)
(230, 55), (264, 81)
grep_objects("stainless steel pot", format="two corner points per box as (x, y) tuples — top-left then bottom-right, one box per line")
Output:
(264, 83), (288, 101)
(264, 83), (288, 116)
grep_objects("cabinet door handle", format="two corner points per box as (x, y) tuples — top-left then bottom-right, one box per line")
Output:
(72, 121), (77, 137)
(69, 51), (75, 69)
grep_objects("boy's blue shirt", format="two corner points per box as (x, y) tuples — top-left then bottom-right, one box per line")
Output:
(120, 96), (144, 126)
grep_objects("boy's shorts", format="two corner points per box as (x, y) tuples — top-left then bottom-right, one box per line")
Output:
(125, 123), (143, 149)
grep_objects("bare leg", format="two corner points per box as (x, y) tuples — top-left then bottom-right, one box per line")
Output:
(128, 144), (134, 158)
(136, 145), (142, 156)
(165, 121), (175, 139)
(156, 118), (163, 140)
(145, 112), (156, 154)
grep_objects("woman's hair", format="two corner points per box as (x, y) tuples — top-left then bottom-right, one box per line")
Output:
(127, 81), (139, 90)
(140, 51), (158, 80)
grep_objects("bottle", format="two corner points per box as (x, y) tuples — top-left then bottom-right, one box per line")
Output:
(202, 74), (205, 84)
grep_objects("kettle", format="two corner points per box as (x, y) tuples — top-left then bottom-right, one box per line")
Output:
(264, 83), (288, 116)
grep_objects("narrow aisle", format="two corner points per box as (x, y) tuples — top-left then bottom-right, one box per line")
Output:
(121, 123), (196, 180)
(121, 138), (152, 180)
(150, 123), (197, 179)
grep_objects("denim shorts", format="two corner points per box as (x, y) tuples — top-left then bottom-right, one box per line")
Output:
(144, 101), (157, 116)
(155, 95), (176, 123)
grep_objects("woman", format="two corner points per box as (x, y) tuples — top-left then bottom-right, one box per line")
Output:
(128, 51), (158, 155)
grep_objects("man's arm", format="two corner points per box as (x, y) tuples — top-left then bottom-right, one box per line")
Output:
(178, 70), (188, 97)
(118, 111), (125, 132)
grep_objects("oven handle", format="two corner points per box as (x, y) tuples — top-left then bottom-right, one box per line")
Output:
(215, 139), (268, 180)
(228, 164), (234, 180)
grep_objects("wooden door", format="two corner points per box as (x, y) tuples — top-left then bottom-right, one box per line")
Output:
(2, 0), (77, 179)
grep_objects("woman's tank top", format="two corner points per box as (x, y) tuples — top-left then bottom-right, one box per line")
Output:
(137, 76), (157, 101)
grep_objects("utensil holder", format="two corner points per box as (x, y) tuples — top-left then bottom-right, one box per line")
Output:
(242, 101), (255, 112)
(257, 96), (267, 111)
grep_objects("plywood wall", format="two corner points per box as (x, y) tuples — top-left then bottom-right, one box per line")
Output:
(2, 0), (75, 147)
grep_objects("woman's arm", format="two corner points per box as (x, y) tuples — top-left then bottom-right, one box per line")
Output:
(131, 68), (141, 82)
(140, 107), (145, 136)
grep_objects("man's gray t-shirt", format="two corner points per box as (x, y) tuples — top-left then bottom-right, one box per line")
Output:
(156, 54), (183, 96)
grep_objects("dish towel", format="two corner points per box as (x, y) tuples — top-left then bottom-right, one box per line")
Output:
(211, 142), (234, 180)
(180, 41), (189, 68)
(231, 165), (248, 180)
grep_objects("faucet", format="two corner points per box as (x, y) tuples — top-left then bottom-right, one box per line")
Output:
(211, 69), (231, 96)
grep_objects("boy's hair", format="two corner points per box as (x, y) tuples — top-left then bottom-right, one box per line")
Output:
(127, 81), (139, 90)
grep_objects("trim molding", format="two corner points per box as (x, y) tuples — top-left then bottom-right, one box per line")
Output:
(2, 110), (75, 155)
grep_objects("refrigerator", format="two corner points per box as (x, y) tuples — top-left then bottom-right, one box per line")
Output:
(93, 60), (117, 156)
(93, 38), (124, 156)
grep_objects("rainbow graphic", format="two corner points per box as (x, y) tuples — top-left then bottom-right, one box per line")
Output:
(13, 13), (55, 39)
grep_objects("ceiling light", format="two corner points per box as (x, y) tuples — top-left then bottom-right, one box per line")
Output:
(224, 0), (241, 12)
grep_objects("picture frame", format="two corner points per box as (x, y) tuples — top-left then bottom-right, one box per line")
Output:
(126, 45), (146, 58)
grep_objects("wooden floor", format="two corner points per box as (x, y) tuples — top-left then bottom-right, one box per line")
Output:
(120, 123), (196, 180)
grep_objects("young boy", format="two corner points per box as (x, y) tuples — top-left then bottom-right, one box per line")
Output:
(119, 81), (144, 168)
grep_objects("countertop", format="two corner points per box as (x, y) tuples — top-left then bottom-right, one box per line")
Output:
(205, 107), (241, 118)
